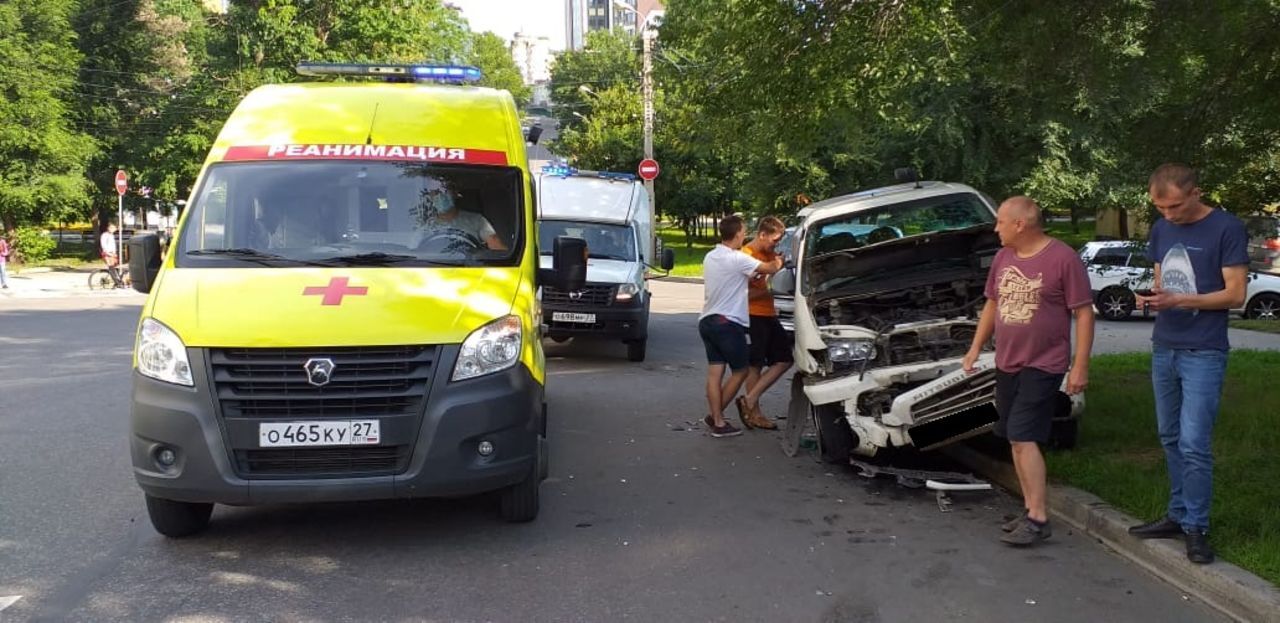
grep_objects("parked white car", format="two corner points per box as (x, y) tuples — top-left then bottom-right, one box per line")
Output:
(1079, 240), (1280, 321)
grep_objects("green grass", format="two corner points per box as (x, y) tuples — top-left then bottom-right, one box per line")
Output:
(659, 228), (715, 278)
(1045, 219), (1097, 250)
(1047, 351), (1280, 585)
(1230, 319), (1280, 334)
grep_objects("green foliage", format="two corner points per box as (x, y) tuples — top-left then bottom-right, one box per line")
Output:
(0, 0), (96, 230)
(470, 32), (530, 107)
(549, 30), (639, 133)
(10, 226), (56, 264)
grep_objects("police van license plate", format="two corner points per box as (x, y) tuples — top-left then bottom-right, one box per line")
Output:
(552, 312), (596, 324)
(259, 420), (380, 447)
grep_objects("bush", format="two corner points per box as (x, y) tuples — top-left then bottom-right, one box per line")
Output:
(12, 226), (56, 264)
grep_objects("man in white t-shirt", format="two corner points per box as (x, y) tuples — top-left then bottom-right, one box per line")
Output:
(699, 215), (783, 437)
(99, 223), (124, 287)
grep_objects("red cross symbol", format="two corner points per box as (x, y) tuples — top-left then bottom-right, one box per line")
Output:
(303, 277), (368, 305)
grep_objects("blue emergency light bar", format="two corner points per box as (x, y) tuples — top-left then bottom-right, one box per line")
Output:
(296, 62), (483, 84)
(540, 165), (637, 182)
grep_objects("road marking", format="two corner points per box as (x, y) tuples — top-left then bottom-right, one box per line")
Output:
(0, 596), (21, 612)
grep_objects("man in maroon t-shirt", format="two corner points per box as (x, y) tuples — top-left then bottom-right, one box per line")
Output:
(963, 196), (1095, 547)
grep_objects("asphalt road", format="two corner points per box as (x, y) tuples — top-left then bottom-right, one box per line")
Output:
(0, 287), (1226, 622)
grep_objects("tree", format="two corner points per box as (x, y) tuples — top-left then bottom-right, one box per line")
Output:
(549, 29), (639, 132)
(469, 32), (530, 107)
(0, 0), (96, 231)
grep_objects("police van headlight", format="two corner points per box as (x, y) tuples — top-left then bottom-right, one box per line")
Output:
(136, 318), (194, 386)
(453, 315), (523, 381)
(828, 338), (877, 363)
(615, 283), (639, 302)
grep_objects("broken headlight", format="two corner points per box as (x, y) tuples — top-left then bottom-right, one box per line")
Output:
(828, 338), (877, 363)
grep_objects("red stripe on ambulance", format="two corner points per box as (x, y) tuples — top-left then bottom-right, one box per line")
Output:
(223, 144), (508, 165)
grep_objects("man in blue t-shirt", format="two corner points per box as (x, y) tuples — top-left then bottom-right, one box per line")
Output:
(1130, 163), (1248, 565)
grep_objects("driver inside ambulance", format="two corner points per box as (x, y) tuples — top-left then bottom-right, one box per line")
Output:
(419, 187), (507, 251)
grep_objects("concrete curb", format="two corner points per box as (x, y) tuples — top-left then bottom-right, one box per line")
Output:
(945, 444), (1280, 623)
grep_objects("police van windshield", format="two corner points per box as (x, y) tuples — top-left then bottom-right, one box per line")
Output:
(539, 220), (635, 262)
(176, 161), (523, 267)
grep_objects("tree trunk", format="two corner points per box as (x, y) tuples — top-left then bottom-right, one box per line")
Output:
(1118, 208), (1130, 240)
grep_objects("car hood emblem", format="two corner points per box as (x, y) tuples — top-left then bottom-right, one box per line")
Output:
(303, 357), (336, 386)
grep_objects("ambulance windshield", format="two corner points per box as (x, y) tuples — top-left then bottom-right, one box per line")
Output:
(176, 161), (523, 267)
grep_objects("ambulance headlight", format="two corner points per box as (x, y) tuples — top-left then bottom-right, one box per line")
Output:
(453, 315), (523, 381)
(136, 318), (194, 386)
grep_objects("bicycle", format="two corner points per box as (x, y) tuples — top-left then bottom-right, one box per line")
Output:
(87, 267), (131, 290)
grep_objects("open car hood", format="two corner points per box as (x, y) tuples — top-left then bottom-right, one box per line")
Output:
(804, 225), (1001, 297)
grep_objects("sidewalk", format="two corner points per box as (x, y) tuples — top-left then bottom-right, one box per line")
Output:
(0, 267), (143, 300)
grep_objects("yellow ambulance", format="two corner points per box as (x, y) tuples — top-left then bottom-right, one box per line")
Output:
(124, 63), (586, 536)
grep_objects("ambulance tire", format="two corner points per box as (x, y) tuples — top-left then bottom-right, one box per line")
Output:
(145, 495), (213, 538)
(813, 403), (855, 465)
(626, 338), (646, 362)
(499, 441), (542, 522)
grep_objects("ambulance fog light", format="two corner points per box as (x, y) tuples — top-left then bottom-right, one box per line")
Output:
(155, 447), (177, 467)
(478, 441), (495, 457)
(137, 318), (194, 386)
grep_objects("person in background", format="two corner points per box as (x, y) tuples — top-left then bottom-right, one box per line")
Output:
(0, 229), (11, 289)
(99, 223), (124, 288)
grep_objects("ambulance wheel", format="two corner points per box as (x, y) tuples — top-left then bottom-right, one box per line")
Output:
(813, 403), (855, 465)
(626, 338), (647, 362)
(145, 495), (213, 538)
(499, 444), (541, 522)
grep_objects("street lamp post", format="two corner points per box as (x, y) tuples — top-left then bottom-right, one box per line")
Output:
(613, 0), (658, 263)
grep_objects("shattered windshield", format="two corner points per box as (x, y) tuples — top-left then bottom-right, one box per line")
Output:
(176, 161), (523, 268)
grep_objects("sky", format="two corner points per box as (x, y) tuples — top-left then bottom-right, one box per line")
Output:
(449, 0), (568, 51)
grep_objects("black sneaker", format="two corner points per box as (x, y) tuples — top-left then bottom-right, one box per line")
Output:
(1002, 510), (1028, 533)
(1185, 530), (1215, 564)
(703, 415), (742, 438)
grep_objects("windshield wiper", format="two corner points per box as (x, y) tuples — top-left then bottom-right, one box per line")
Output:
(186, 248), (329, 267)
(315, 252), (426, 266)
(588, 253), (630, 261)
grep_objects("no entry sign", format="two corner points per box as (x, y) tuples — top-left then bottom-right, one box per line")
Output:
(637, 159), (660, 181)
(114, 170), (128, 196)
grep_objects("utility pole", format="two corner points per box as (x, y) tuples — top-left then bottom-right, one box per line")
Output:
(641, 27), (656, 262)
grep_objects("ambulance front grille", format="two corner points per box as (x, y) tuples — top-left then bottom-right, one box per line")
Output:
(210, 345), (436, 419)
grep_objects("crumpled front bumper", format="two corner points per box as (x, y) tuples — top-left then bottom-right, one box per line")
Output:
(802, 353), (1084, 455)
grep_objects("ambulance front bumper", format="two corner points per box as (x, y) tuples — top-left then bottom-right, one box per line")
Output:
(130, 345), (542, 505)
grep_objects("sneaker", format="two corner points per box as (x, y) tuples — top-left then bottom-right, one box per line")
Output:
(1001, 511), (1028, 533)
(734, 396), (755, 430)
(1001, 518), (1051, 546)
(711, 419), (742, 440)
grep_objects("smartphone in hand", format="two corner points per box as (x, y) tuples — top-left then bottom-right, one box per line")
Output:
(1133, 288), (1155, 297)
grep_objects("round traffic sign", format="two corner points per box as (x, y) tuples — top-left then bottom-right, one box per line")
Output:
(637, 158), (660, 181)
(114, 170), (128, 196)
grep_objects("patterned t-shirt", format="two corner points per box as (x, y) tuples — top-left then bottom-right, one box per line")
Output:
(983, 239), (1093, 374)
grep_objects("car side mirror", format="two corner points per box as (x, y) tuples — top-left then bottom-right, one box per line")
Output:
(771, 268), (796, 296)
(126, 234), (162, 294)
(538, 236), (587, 291)
(660, 248), (675, 271)
(526, 125), (543, 145)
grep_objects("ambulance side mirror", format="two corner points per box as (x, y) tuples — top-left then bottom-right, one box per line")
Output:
(526, 125), (543, 145)
(772, 268), (796, 296)
(539, 236), (587, 292)
(126, 234), (163, 294)
(660, 248), (675, 271)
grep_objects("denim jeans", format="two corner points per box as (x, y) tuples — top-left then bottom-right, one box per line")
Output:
(1151, 347), (1228, 532)
(0, 261), (8, 287)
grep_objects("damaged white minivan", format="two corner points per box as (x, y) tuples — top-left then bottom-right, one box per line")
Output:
(775, 172), (1084, 462)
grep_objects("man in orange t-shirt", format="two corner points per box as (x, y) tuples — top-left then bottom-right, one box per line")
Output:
(735, 216), (792, 430)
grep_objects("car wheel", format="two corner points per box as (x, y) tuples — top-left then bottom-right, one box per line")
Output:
(1097, 287), (1135, 321)
(626, 339), (646, 362)
(549, 335), (571, 344)
(1245, 292), (1280, 320)
(499, 444), (541, 523)
(813, 402), (854, 465)
(145, 495), (213, 538)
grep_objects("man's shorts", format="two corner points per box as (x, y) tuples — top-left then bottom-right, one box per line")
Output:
(748, 315), (793, 368)
(994, 367), (1065, 443)
(699, 314), (749, 371)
